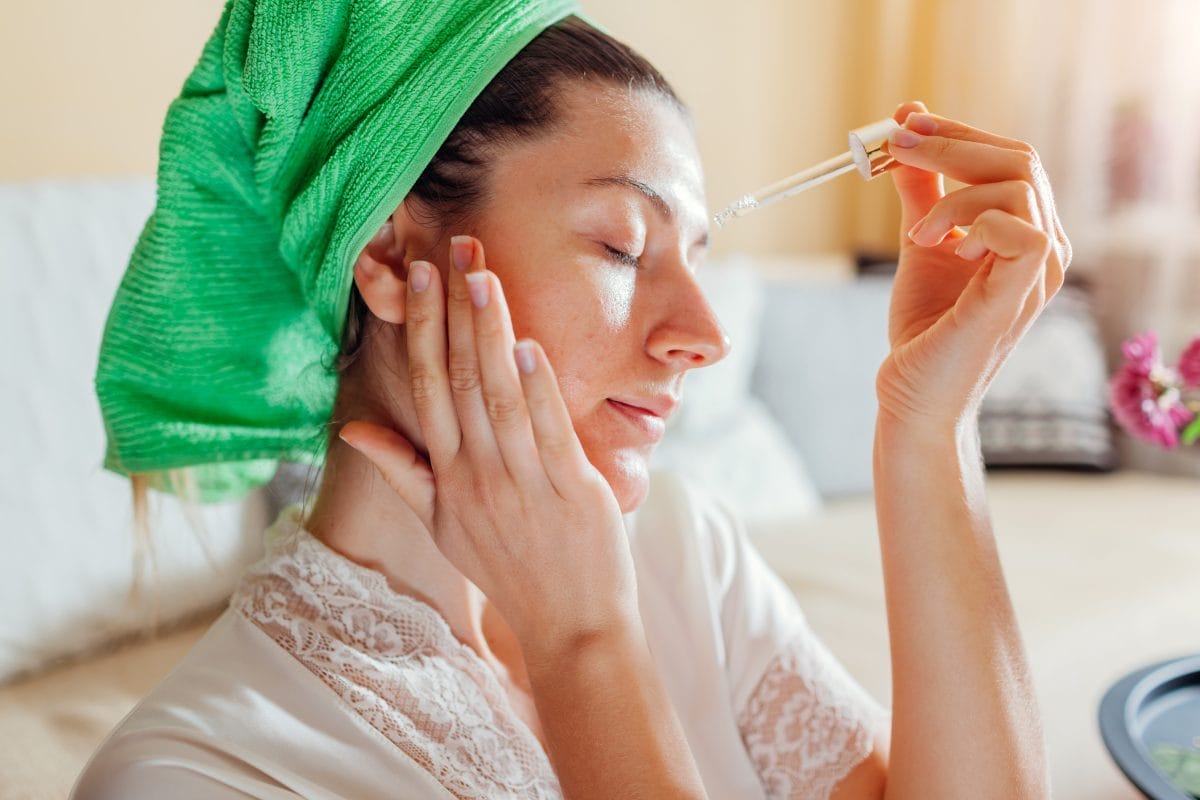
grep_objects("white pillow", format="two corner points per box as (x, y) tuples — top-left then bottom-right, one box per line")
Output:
(651, 255), (822, 524)
(750, 270), (895, 499)
(0, 178), (271, 684)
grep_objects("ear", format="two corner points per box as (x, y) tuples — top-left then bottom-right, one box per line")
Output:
(352, 197), (440, 325)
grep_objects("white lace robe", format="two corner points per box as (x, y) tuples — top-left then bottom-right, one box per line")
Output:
(72, 469), (891, 799)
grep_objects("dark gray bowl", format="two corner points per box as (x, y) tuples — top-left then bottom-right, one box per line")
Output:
(1099, 653), (1200, 800)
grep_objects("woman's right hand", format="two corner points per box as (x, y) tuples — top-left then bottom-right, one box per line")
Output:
(338, 235), (640, 659)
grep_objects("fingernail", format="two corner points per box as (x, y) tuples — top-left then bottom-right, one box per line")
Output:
(955, 237), (986, 260)
(465, 271), (489, 308)
(904, 113), (938, 136)
(514, 341), (536, 374)
(450, 235), (473, 272)
(409, 260), (431, 293)
(907, 218), (927, 242)
(891, 129), (922, 148)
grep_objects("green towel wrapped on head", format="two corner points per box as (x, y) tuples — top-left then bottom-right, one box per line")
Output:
(95, 0), (582, 503)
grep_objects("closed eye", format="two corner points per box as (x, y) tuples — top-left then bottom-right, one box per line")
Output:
(603, 243), (641, 268)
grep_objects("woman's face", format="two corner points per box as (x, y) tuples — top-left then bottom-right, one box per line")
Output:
(379, 81), (729, 513)
(463, 82), (729, 512)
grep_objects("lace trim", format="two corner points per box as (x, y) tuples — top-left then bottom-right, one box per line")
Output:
(228, 504), (562, 800)
(736, 631), (892, 800)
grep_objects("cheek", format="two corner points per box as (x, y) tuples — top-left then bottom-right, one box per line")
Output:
(555, 373), (589, 416)
(510, 268), (635, 396)
(596, 269), (636, 329)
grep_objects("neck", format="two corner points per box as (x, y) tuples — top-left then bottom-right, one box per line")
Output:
(302, 435), (526, 687)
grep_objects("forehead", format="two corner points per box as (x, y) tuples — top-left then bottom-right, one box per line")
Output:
(490, 82), (707, 225)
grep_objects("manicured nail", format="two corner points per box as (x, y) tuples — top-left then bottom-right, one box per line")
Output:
(907, 218), (928, 242)
(409, 260), (431, 293)
(904, 113), (938, 136)
(451, 235), (473, 271)
(955, 237), (986, 260)
(514, 341), (536, 375)
(891, 129), (922, 148)
(465, 271), (489, 308)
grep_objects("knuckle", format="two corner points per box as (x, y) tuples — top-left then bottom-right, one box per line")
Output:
(1020, 149), (1042, 180)
(1031, 228), (1053, 256)
(930, 135), (956, 159)
(977, 207), (1007, 227)
(405, 296), (436, 327)
(484, 392), (524, 426)
(408, 364), (440, 405)
(1014, 179), (1038, 213)
(1059, 234), (1074, 270)
(448, 364), (481, 394)
(1046, 267), (1065, 296)
(542, 433), (577, 462)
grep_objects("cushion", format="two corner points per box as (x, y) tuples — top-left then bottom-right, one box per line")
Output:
(0, 178), (271, 684)
(750, 269), (894, 499)
(751, 264), (1118, 499)
(979, 277), (1117, 469)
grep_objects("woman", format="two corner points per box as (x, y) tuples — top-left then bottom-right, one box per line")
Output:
(77, 2), (1067, 799)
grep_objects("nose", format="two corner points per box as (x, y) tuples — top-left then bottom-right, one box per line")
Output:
(645, 268), (732, 368)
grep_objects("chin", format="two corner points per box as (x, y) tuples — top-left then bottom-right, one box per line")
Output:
(597, 449), (653, 514)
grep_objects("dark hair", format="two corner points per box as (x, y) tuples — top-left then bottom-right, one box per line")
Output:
(333, 15), (684, 375)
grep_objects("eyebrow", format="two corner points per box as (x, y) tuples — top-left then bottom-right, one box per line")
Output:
(584, 175), (710, 250)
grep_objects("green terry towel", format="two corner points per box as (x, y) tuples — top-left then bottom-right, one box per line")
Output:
(94, 0), (581, 503)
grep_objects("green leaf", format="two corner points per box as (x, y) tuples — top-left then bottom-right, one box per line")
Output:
(1183, 414), (1200, 446)
(1151, 743), (1200, 796)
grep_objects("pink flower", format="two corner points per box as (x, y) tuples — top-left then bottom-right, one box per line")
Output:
(1108, 362), (1195, 449)
(1121, 330), (1160, 375)
(1178, 337), (1200, 388)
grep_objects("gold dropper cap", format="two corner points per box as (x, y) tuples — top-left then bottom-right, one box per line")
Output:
(714, 117), (902, 226)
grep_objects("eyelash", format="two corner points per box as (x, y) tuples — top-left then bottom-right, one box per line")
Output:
(603, 243), (641, 269)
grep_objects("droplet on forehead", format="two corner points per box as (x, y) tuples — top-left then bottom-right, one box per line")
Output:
(712, 194), (759, 227)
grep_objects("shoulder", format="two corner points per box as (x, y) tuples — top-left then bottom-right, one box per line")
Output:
(69, 611), (277, 798)
(71, 608), (457, 799)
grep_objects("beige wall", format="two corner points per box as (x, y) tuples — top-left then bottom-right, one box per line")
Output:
(0, 0), (918, 257)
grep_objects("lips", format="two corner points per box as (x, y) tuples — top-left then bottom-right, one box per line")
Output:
(607, 399), (669, 442)
(608, 395), (679, 420)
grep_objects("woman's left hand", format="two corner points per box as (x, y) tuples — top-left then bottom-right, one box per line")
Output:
(874, 100), (1072, 431)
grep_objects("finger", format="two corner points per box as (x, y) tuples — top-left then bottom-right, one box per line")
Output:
(907, 181), (1042, 248)
(339, 420), (436, 531)
(896, 113), (1073, 275)
(900, 111), (1034, 153)
(950, 205), (1065, 302)
(404, 259), (461, 470)
(953, 209), (1052, 326)
(887, 129), (1035, 187)
(889, 101), (944, 232)
(465, 267), (546, 488)
(513, 338), (595, 499)
(446, 235), (503, 465)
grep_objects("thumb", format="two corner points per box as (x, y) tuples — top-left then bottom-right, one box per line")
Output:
(338, 421), (435, 529)
(888, 100), (944, 232)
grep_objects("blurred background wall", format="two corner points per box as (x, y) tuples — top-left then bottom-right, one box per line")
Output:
(0, 0), (877, 257)
(3, 0), (1197, 472)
